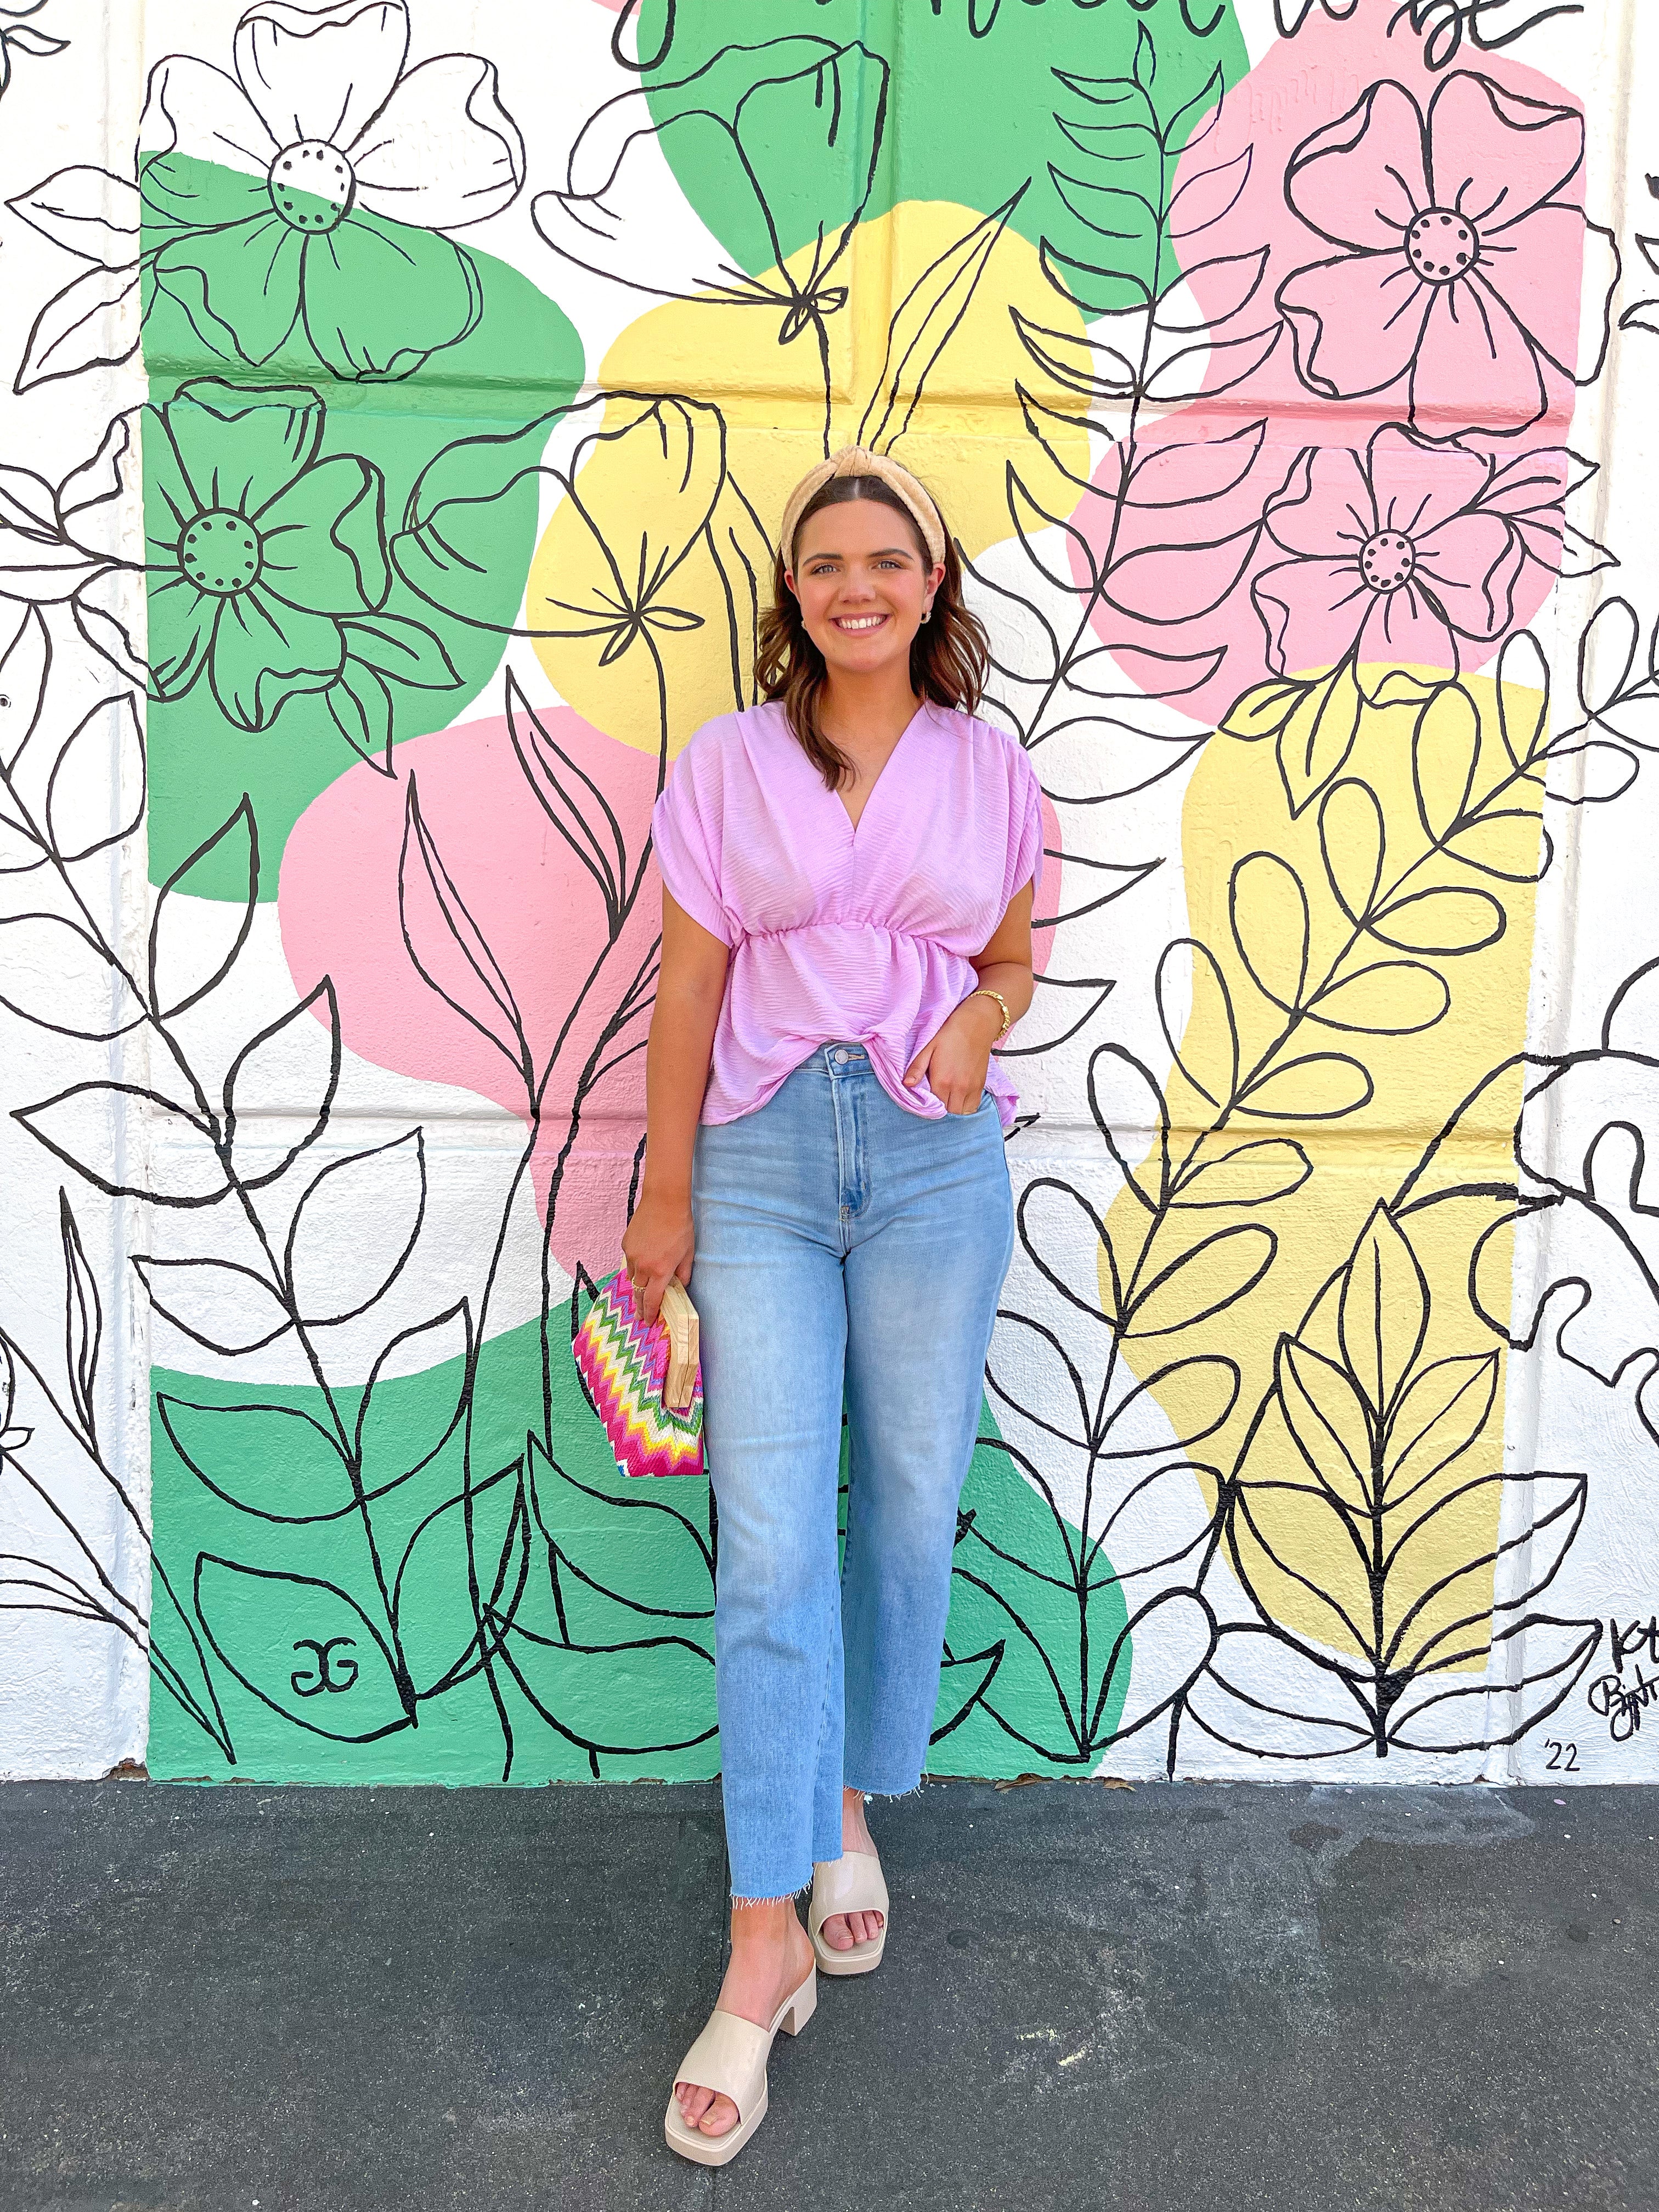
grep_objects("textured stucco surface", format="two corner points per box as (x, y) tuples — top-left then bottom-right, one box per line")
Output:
(2, 0), (1659, 1789)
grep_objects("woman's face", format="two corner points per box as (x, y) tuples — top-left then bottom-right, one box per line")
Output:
(786, 495), (945, 683)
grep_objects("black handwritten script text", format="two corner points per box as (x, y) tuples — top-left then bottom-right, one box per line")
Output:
(1586, 1617), (1659, 1742)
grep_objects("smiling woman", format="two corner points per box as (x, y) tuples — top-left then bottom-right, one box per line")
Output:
(617, 447), (1041, 2164)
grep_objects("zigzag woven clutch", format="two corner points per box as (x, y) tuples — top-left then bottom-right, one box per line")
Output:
(573, 1269), (705, 1479)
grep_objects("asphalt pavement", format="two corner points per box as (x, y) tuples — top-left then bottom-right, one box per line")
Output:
(1, 1776), (1653, 2211)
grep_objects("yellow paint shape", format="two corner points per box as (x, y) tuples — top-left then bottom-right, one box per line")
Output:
(531, 201), (1090, 758)
(1099, 668), (1543, 1677)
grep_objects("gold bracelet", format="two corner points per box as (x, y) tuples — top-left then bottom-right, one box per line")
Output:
(966, 986), (1012, 1041)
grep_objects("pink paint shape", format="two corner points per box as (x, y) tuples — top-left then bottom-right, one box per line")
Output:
(1069, 10), (1609, 726)
(279, 706), (663, 1279)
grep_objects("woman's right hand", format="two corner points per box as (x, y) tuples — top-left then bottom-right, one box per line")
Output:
(621, 1188), (695, 1328)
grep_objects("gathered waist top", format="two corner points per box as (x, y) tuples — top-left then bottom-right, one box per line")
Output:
(649, 699), (1045, 1130)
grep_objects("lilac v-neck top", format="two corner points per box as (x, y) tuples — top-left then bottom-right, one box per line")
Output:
(651, 699), (1044, 1131)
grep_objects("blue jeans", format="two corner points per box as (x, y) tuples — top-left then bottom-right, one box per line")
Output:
(689, 1042), (1016, 1901)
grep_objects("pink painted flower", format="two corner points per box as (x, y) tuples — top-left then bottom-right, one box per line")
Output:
(1252, 424), (1527, 691)
(1276, 71), (1617, 436)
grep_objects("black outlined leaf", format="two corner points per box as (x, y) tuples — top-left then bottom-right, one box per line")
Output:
(57, 411), (137, 522)
(1339, 1205), (1429, 1418)
(502, 1626), (715, 1756)
(1016, 1178), (1122, 1329)
(1008, 309), (1138, 405)
(0, 602), (50, 773)
(1126, 1224), (1276, 1339)
(221, 979), (342, 1189)
(1171, 1138), (1312, 1210)
(0, 462), (57, 533)
(195, 1557), (409, 1743)
(44, 691), (143, 860)
(134, 1256), (292, 1354)
(504, 669), (626, 926)
(1305, 959), (1449, 1037)
(1101, 1354), (1240, 1456)
(340, 613), (461, 689)
(1384, 1351), (1499, 1504)
(394, 1459), (523, 1697)
(285, 1130), (427, 1328)
(17, 1082), (227, 1206)
(1158, 62), (1224, 155)
(1153, 246), (1269, 331)
(1156, 938), (1239, 1110)
(1412, 683), (1480, 843)
(1125, 419), (1268, 509)
(158, 1396), (352, 1523)
(326, 662), (393, 773)
(1318, 780), (1387, 923)
(1087, 1041), (1170, 1214)
(355, 1304), (470, 1477)
(856, 185), (1028, 453)
(1576, 597), (1639, 720)
(148, 797), (257, 1018)
(1065, 641), (1224, 702)
(0, 913), (142, 1039)
(929, 1643), (1005, 1744)
(1221, 678), (1306, 742)
(1369, 885), (1505, 956)
(6, 165), (138, 266)
(526, 1430), (715, 1627)
(1390, 1610), (1599, 1754)
(15, 262), (142, 393)
(1229, 853), (1311, 1014)
(1166, 145), (1252, 241)
(59, 1191), (101, 1446)
(399, 774), (531, 1085)
(1440, 809), (1548, 882)
(1277, 661), (1363, 817)
(1277, 1334), (1372, 1513)
(1235, 1053), (1373, 1121)
(1538, 738), (1640, 804)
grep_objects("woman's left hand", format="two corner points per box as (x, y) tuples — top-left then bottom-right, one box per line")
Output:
(904, 995), (1002, 1115)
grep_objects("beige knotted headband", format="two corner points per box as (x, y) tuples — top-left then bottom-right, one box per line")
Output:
(778, 445), (946, 572)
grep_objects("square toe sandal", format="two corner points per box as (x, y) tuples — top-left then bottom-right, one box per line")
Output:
(808, 1848), (889, 1976)
(663, 1964), (816, 2167)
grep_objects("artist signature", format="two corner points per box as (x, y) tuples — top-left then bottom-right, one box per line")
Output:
(1585, 1617), (1659, 1742)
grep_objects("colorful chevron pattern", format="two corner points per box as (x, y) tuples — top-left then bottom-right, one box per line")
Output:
(573, 1271), (706, 1480)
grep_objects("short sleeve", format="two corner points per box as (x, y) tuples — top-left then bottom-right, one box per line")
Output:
(1006, 738), (1045, 908)
(652, 737), (732, 947)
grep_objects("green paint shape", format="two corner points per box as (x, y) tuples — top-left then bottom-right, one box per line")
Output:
(140, 157), (583, 900)
(150, 1300), (1124, 1784)
(629, 0), (1246, 302)
(149, 1308), (719, 1785)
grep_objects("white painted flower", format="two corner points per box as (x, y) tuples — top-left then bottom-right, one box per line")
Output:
(138, 0), (523, 380)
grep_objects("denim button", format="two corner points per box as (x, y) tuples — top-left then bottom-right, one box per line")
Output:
(833, 1047), (849, 1065)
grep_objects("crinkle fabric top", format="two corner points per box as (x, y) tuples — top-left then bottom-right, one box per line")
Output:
(651, 699), (1045, 1131)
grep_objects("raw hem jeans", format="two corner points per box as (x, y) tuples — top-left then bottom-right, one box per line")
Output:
(689, 1043), (1015, 1902)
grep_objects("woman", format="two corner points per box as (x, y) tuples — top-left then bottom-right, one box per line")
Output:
(622, 446), (1042, 2166)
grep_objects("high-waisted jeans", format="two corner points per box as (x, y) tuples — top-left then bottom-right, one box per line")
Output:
(689, 1042), (1016, 1901)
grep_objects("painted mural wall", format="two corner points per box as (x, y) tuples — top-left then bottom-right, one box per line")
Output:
(2, 0), (1657, 1787)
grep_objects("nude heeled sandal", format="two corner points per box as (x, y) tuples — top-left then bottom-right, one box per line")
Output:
(808, 1848), (889, 1976)
(663, 1963), (817, 2167)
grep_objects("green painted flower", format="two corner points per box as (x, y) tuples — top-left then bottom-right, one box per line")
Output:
(137, 0), (522, 381)
(144, 377), (391, 733)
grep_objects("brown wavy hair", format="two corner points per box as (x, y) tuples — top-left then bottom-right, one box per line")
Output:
(754, 474), (991, 790)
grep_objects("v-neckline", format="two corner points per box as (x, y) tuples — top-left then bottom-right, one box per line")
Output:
(830, 701), (929, 839)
